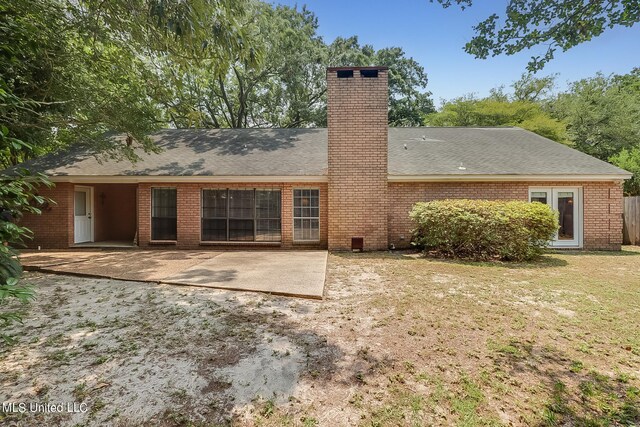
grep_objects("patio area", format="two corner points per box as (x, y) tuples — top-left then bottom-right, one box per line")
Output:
(19, 249), (327, 299)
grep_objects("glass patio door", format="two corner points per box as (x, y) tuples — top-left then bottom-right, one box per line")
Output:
(530, 187), (581, 247)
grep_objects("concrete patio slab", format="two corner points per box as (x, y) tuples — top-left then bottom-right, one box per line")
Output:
(163, 251), (328, 298)
(20, 250), (327, 299)
(21, 251), (217, 281)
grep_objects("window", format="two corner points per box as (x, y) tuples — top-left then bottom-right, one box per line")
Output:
(256, 190), (281, 241)
(557, 192), (575, 240)
(202, 189), (227, 241)
(293, 189), (320, 241)
(530, 191), (548, 205)
(529, 187), (582, 248)
(151, 188), (177, 240)
(74, 191), (87, 216)
(229, 190), (254, 241)
(201, 189), (281, 242)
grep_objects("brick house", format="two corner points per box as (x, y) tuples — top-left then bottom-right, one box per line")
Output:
(15, 67), (631, 251)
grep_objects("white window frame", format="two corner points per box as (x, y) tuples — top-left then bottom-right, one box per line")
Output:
(529, 186), (583, 248)
(293, 188), (320, 242)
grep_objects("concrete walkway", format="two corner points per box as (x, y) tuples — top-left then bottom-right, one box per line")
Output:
(20, 250), (327, 299)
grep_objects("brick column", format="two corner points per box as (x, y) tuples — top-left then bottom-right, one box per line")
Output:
(137, 184), (151, 246)
(177, 184), (201, 247)
(326, 67), (389, 250)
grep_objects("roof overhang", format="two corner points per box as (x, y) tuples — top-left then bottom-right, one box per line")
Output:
(387, 174), (631, 182)
(48, 175), (329, 184)
(46, 173), (631, 184)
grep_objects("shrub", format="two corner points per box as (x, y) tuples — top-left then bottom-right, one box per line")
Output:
(409, 199), (558, 261)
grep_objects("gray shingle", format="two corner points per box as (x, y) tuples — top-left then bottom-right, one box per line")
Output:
(7, 127), (630, 178)
(388, 127), (630, 176)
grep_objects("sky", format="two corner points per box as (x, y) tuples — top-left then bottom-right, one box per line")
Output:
(271, 0), (640, 105)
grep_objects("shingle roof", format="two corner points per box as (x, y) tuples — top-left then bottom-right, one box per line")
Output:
(388, 127), (630, 176)
(8, 127), (630, 178)
(13, 129), (328, 177)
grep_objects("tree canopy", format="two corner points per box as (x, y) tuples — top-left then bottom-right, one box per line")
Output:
(425, 74), (568, 143)
(433, 0), (640, 71)
(552, 70), (640, 160)
(0, 0), (249, 167)
(160, 4), (434, 129)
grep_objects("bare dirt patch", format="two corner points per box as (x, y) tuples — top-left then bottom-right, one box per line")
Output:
(2, 248), (640, 426)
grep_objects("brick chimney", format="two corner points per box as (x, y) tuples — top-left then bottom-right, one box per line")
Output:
(327, 66), (389, 251)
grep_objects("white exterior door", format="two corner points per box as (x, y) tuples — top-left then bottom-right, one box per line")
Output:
(530, 187), (582, 248)
(74, 187), (93, 244)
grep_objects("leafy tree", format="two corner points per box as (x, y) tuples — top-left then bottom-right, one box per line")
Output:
(513, 73), (557, 102)
(610, 146), (640, 195)
(0, 0), (248, 167)
(161, 5), (434, 129)
(0, 171), (52, 344)
(432, 0), (640, 71)
(426, 96), (568, 142)
(159, 3), (326, 128)
(551, 71), (640, 160)
(426, 69), (640, 193)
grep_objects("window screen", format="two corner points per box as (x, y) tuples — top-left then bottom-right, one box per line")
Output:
(151, 188), (177, 240)
(256, 190), (281, 241)
(229, 190), (254, 241)
(293, 189), (320, 241)
(202, 189), (227, 241)
(201, 189), (281, 242)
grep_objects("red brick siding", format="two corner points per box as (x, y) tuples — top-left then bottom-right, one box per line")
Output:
(388, 181), (625, 251)
(18, 182), (73, 249)
(327, 69), (389, 250)
(137, 182), (328, 249)
(16, 179), (625, 252)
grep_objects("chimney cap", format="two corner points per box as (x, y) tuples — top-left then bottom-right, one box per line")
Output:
(327, 66), (389, 72)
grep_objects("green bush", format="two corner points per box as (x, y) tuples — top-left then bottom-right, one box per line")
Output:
(409, 199), (558, 261)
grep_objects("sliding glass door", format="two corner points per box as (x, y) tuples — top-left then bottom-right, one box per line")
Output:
(201, 189), (281, 242)
(529, 187), (582, 247)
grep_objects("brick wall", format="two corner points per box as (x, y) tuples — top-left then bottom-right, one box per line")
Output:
(137, 182), (328, 249)
(93, 184), (137, 242)
(17, 179), (624, 251)
(327, 67), (389, 250)
(18, 182), (73, 249)
(388, 181), (625, 251)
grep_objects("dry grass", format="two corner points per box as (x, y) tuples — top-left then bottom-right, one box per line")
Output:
(322, 248), (640, 426)
(1, 247), (639, 426)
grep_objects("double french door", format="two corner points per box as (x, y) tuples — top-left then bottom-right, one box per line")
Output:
(529, 187), (582, 248)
